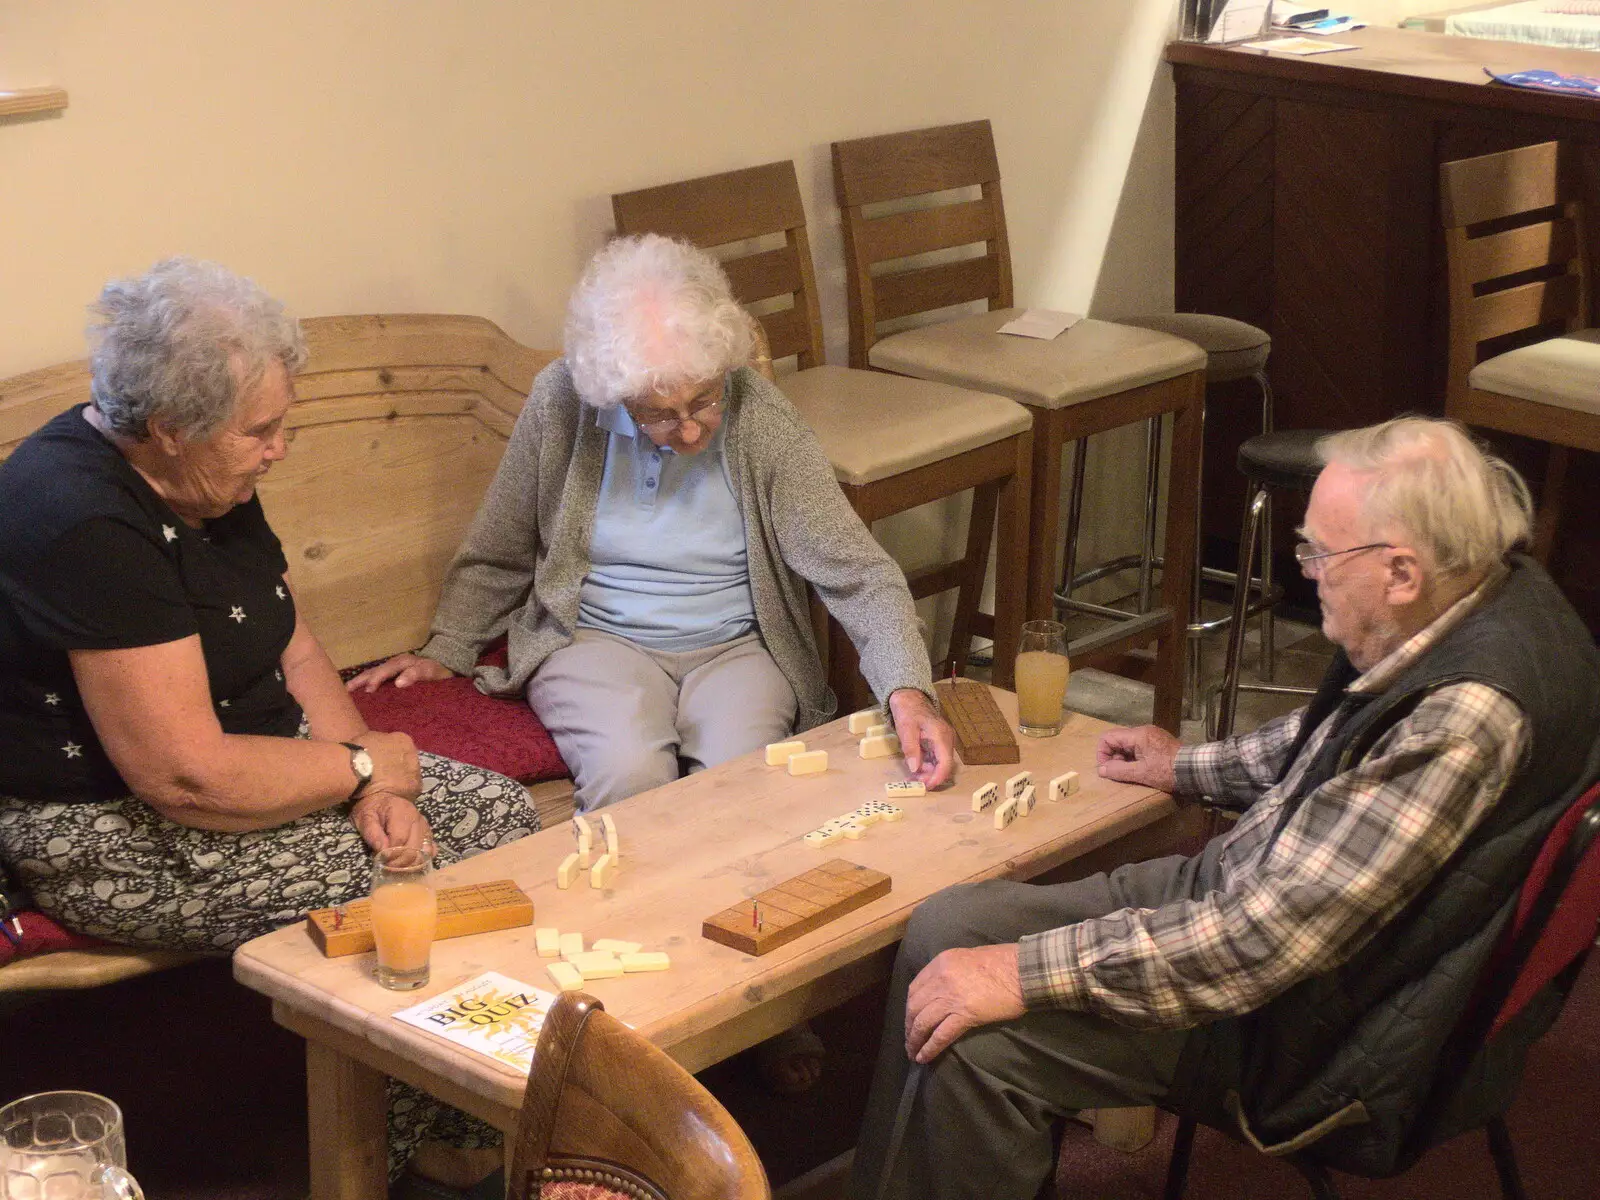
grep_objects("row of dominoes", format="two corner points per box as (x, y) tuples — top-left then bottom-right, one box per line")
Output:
(971, 769), (1080, 827)
(803, 800), (904, 847)
(535, 927), (671, 991)
(557, 812), (622, 890)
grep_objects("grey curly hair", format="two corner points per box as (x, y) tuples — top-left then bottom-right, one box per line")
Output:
(564, 234), (753, 408)
(87, 257), (308, 441)
(1318, 416), (1534, 581)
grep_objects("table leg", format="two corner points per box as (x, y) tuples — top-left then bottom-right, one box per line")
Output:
(307, 1041), (389, 1200)
(1153, 372), (1204, 734)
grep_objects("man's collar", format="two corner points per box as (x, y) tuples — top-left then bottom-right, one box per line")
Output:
(595, 404), (639, 438)
(1348, 562), (1510, 695)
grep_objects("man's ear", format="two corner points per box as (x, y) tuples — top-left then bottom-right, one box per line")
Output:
(1385, 547), (1423, 607)
(146, 417), (185, 457)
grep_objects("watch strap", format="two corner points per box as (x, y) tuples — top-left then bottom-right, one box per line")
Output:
(339, 741), (372, 802)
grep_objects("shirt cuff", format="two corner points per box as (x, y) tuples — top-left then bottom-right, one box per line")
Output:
(417, 635), (479, 677)
(1017, 927), (1090, 1011)
(1173, 743), (1219, 798)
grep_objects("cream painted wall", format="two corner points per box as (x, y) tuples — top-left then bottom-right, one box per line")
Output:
(1, 0), (1180, 654)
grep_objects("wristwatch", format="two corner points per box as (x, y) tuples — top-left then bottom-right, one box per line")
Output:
(339, 742), (374, 802)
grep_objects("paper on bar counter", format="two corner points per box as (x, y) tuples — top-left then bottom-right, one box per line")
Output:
(997, 309), (1081, 340)
(392, 971), (558, 1073)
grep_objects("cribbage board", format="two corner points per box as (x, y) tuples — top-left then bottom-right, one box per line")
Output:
(701, 859), (891, 956)
(306, 878), (534, 957)
(935, 677), (1021, 765)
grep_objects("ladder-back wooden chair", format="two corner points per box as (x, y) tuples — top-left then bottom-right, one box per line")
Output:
(832, 120), (1206, 731)
(613, 161), (1034, 701)
(507, 991), (769, 1200)
(1440, 140), (1600, 563)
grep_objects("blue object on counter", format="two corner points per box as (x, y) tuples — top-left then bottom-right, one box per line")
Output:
(1487, 68), (1600, 99)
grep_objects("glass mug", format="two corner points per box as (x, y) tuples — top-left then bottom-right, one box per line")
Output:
(0, 1091), (143, 1200)
(371, 844), (437, 990)
(1015, 620), (1071, 738)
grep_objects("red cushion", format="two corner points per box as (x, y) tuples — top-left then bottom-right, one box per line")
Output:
(0, 909), (110, 968)
(347, 642), (569, 784)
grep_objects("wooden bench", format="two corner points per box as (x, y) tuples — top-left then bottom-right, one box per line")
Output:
(0, 314), (576, 992)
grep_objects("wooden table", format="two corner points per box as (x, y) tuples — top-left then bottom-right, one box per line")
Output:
(1167, 26), (1600, 628)
(234, 689), (1182, 1199)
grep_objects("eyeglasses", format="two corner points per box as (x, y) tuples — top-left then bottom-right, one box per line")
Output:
(1293, 541), (1395, 573)
(628, 386), (725, 434)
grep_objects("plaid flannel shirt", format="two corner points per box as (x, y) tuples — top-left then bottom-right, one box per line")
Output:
(1018, 570), (1530, 1027)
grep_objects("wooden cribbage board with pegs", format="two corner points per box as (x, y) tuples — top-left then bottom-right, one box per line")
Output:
(306, 879), (534, 958)
(935, 677), (1021, 765)
(702, 859), (891, 956)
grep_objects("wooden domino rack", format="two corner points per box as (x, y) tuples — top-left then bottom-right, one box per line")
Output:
(702, 859), (892, 956)
(306, 879), (534, 957)
(935, 677), (1021, 765)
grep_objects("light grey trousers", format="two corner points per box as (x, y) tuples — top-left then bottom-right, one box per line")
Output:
(847, 852), (1218, 1200)
(526, 629), (798, 811)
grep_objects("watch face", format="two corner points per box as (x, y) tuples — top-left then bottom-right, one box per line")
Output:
(352, 749), (374, 779)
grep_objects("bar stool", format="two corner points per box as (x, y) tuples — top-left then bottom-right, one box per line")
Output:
(1211, 429), (1327, 740)
(1067, 314), (1278, 714)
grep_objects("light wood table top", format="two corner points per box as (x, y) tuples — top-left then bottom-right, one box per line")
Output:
(234, 688), (1177, 1194)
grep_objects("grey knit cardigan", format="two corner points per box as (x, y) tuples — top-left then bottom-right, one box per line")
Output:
(419, 360), (933, 731)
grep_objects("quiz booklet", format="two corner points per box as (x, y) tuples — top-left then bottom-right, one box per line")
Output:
(392, 971), (558, 1073)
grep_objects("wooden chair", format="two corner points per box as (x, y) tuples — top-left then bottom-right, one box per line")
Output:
(612, 162), (1034, 702)
(831, 120), (1208, 732)
(507, 990), (769, 1200)
(1441, 141), (1600, 564)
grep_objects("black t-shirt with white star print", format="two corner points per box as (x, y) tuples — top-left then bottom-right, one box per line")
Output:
(0, 405), (302, 800)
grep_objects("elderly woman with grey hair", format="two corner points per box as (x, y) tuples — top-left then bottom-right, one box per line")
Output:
(0, 257), (539, 1190)
(352, 234), (956, 808)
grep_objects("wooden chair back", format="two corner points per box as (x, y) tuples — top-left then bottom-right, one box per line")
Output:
(0, 314), (554, 669)
(1440, 141), (1591, 410)
(612, 161), (827, 370)
(832, 118), (1014, 367)
(508, 991), (769, 1200)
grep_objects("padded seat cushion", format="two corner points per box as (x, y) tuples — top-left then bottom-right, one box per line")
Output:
(1469, 328), (1600, 416)
(347, 642), (570, 784)
(0, 907), (109, 968)
(867, 311), (1206, 410)
(1237, 429), (1332, 492)
(1118, 313), (1270, 382)
(777, 364), (1031, 486)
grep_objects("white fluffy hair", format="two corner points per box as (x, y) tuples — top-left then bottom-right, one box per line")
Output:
(87, 257), (307, 442)
(564, 234), (753, 408)
(1317, 416), (1534, 580)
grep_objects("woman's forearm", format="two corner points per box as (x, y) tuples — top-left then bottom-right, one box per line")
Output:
(134, 732), (362, 831)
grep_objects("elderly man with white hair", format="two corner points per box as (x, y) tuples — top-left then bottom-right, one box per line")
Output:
(847, 417), (1600, 1200)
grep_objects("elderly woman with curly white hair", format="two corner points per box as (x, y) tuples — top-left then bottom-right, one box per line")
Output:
(0, 257), (540, 1191)
(353, 234), (957, 808)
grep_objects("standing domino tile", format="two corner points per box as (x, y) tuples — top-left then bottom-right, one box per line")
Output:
(972, 781), (999, 812)
(556, 852), (581, 889)
(788, 749), (829, 776)
(765, 738), (807, 766)
(620, 951), (671, 972)
(547, 961), (584, 992)
(887, 780), (926, 797)
(590, 853), (615, 889)
(1016, 784), (1037, 817)
(859, 734), (901, 760)
(1005, 770), (1032, 801)
(558, 932), (584, 958)
(847, 709), (881, 734)
(572, 814), (594, 868)
(864, 723), (890, 739)
(600, 812), (620, 861)
(591, 938), (641, 955)
(994, 796), (1020, 830)
(1048, 771), (1081, 803)
(535, 927), (561, 958)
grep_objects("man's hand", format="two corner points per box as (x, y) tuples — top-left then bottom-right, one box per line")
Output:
(346, 652), (457, 693)
(1096, 725), (1181, 792)
(887, 688), (956, 789)
(349, 791), (434, 854)
(905, 944), (1025, 1064)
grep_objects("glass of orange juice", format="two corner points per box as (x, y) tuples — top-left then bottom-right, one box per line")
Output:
(370, 845), (437, 990)
(1015, 620), (1071, 738)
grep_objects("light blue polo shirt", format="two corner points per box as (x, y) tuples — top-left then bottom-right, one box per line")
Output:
(576, 399), (757, 652)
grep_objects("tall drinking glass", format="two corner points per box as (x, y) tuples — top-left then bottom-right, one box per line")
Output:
(1015, 620), (1071, 738)
(0, 1091), (143, 1199)
(370, 844), (436, 990)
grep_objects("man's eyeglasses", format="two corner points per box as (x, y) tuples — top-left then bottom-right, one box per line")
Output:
(1293, 541), (1394, 573)
(629, 388), (724, 434)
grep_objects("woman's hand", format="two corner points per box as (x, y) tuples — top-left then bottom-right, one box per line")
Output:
(887, 688), (957, 789)
(345, 652), (457, 693)
(349, 791), (434, 853)
(353, 730), (422, 799)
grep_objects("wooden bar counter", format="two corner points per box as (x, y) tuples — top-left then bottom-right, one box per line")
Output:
(1168, 26), (1600, 626)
